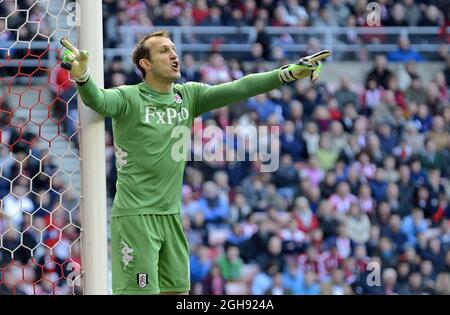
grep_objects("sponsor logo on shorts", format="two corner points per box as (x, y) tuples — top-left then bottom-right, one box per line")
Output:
(120, 240), (134, 270)
(137, 273), (148, 288)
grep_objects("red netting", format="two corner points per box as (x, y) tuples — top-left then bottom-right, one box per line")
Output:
(1, 2), (81, 295)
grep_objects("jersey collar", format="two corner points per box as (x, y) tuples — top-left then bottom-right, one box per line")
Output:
(140, 81), (175, 96)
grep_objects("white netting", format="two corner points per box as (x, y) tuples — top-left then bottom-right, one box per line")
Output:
(0, 0), (82, 295)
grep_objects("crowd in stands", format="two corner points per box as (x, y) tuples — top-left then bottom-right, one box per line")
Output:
(170, 52), (450, 295)
(101, 0), (450, 60)
(0, 0), (449, 295)
(102, 0), (449, 33)
(102, 28), (450, 297)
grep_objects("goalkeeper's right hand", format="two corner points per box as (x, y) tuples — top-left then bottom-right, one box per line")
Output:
(60, 38), (90, 83)
(278, 50), (332, 83)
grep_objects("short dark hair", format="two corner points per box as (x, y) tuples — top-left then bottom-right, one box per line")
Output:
(132, 30), (171, 78)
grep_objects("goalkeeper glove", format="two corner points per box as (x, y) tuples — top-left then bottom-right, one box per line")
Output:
(60, 38), (90, 83)
(278, 50), (331, 83)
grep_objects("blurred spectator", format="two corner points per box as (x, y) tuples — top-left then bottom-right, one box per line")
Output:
(282, 261), (303, 294)
(326, 0), (350, 27)
(297, 270), (321, 294)
(362, 78), (383, 115)
(218, 245), (243, 281)
(229, 193), (251, 224)
(380, 268), (401, 294)
(402, 0), (421, 26)
(251, 262), (278, 295)
(406, 272), (424, 294)
(197, 181), (230, 227)
(366, 55), (393, 89)
(357, 183), (376, 216)
(385, 183), (402, 215)
(182, 184), (200, 217)
(418, 5), (443, 27)
(320, 269), (353, 295)
(376, 237), (399, 269)
(280, 218), (306, 254)
(154, 3), (180, 26)
(377, 122), (399, 154)
(180, 54), (200, 83)
(320, 171), (337, 199)
(352, 151), (376, 181)
(256, 235), (286, 272)
(265, 272), (291, 295)
(192, 0), (209, 25)
(334, 76), (359, 111)
(420, 138), (446, 171)
(253, 19), (271, 60)
(7, 117), (38, 155)
(345, 203), (371, 244)
(329, 181), (357, 214)
(369, 168), (388, 203)
(434, 272), (450, 295)
(200, 53), (232, 85)
(279, 121), (306, 161)
(312, 7), (338, 28)
(3, 184), (34, 230)
(387, 36), (423, 63)
(200, 6), (223, 27)
(386, 3), (408, 27)
(316, 134), (339, 171)
(383, 214), (408, 253)
(202, 264), (226, 294)
(247, 94), (280, 123)
(317, 200), (339, 240)
(302, 121), (320, 156)
(292, 197), (319, 234)
(428, 116), (450, 152)
(240, 218), (272, 262)
(405, 76), (427, 106)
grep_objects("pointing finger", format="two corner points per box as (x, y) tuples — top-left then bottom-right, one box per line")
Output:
(60, 37), (79, 56)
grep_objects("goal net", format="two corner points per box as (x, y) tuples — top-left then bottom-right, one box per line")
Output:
(0, 0), (84, 295)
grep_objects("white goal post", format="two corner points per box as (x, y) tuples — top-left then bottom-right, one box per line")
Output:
(0, 0), (107, 295)
(77, 0), (108, 295)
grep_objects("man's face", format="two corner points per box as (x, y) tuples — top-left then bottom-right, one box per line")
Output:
(145, 36), (180, 82)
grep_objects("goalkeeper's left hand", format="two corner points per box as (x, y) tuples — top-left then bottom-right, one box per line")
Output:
(60, 37), (90, 83)
(278, 50), (332, 84)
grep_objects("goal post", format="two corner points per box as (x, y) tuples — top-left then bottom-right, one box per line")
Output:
(77, 0), (108, 295)
(0, 0), (107, 295)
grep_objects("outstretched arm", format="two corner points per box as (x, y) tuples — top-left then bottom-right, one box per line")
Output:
(193, 69), (282, 117)
(60, 38), (127, 119)
(193, 50), (331, 117)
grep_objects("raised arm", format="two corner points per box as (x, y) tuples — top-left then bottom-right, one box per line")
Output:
(60, 38), (127, 118)
(193, 69), (281, 117)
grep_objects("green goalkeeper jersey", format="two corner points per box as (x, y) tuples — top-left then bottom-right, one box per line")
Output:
(77, 70), (282, 217)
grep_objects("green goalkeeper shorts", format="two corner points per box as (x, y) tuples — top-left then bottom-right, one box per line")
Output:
(111, 214), (190, 295)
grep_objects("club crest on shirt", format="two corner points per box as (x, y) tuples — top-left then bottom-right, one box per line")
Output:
(174, 93), (182, 104)
(137, 273), (148, 288)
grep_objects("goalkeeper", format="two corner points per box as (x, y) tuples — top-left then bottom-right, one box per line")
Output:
(61, 30), (330, 295)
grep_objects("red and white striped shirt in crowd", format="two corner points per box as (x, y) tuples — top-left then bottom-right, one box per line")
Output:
(358, 196), (376, 215)
(328, 193), (358, 214)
